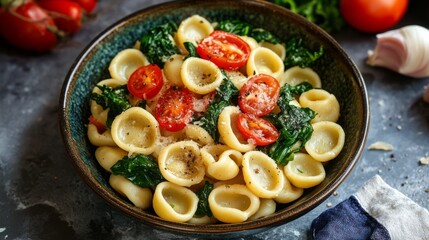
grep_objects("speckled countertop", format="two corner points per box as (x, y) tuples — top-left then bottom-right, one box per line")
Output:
(0, 1), (428, 239)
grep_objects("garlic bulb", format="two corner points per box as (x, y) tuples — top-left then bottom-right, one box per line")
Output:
(367, 25), (429, 78)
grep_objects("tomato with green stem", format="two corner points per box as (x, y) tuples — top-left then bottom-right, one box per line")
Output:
(127, 64), (164, 100)
(0, 0), (57, 52)
(237, 113), (279, 146)
(38, 0), (82, 33)
(154, 87), (194, 132)
(197, 30), (251, 70)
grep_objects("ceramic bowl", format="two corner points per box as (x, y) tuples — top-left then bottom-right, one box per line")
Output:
(59, 0), (369, 237)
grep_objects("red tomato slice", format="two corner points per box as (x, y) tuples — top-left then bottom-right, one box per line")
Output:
(238, 74), (280, 116)
(127, 64), (163, 100)
(38, 0), (83, 33)
(154, 87), (194, 132)
(197, 30), (250, 70)
(237, 113), (279, 146)
(88, 115), (106, 133)
(0, 1), (57, 52)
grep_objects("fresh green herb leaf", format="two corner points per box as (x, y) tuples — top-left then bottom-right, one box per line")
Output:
(195, 181), (213, 217)
(263, 83), (316, 165)
(284, 38), (323, 69)
(90, 84), (131, 128)
(110, 154), (164, 190)
(215, 20), (280, 44)
(140, 22), (180, 68)
(184, 41), (198, 60)
(193, 71), (239, 142)
(269, 0), (344, 33)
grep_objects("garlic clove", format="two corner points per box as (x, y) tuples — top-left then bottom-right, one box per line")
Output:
(367, 25), (429, 78)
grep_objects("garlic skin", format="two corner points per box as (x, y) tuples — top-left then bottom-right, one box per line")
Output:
(367, 25), (429, 78)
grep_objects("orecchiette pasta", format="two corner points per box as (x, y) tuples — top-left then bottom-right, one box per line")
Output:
(181, 57), (223, 94)
(239, 36), (259, 50)
(163, 54), (185, 86)
(284, 153), (326, 188)
(201, 145), (242, 181)
(95, 146), (128, 172)
(111, 107), (160, 155)
(109, 174), (152, 210)
(242, 151), (284, 198)
(299, 89), (340, 123)
(87, 15), (345, 224)
(108, 48), (150, 82)
(87, 123), (116, 147)
(153, 181), (199, 223)
(305, 121), (345, 162)
(247, 47), (284, 80)
(158, 140), (205, 187)
(176, 15), (214, 53)
(225, 70), (248, 90)
(259, 41), (286, 61)
(208, 184), (260, 223)
(280, 66), (322, 88)
(274, 171), (304, 204)
(248, 198), (276, 221)
(218, 106), (256, 152)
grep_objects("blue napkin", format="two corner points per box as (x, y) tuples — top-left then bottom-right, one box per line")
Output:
(311, 175), (429, 240)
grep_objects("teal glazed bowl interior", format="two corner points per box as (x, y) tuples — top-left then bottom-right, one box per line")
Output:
(59, 0), (369, 236)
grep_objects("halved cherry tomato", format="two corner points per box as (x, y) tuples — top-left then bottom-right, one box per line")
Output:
(197, 30), (250, 70)
(237, 113), (279, 146)
(154, 87), (194, 132)
(38, 0), (82, 33)
(238, 74), (280, 116)
(88, 115), (106, 134)
(0, 1), (57, 52)
(71, 0), (96, 14)
(127, 64), (163, 100)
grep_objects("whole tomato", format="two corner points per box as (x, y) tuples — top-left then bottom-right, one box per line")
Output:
(71, 0), (96, 14)
(0, 0), (57, 52)
(340, 0), (409, 33)
(38, 0), (83, 33)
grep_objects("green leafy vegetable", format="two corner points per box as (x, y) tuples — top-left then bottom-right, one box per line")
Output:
(284, 38), (323, 69)
(195, 181), (213, 217)
(263, 82), (316, 165)
(215, 19), (280, 44)
(193, 71), (239, 142)
(268, 0), (344, 33)
(140, 22), (180, 68)
(90, 84), (131, 128)
(183, 41), (198, 59)
(111, 154), (164, 190)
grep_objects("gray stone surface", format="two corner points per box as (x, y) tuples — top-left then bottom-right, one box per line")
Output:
(0, 0), (428, 239)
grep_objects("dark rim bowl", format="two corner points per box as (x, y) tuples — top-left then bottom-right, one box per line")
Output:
(59, 0), (369, 237)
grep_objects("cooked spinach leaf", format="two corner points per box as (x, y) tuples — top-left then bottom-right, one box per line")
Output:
(111, 154), (164, 190)
(140, 21), (180, 68)
(284, 37), (323, 69)
(184, 41), (198, 59)
(193, 71), (239, 142)
(90, 84), (131, 128)
(195, 181), (213, 217)
(268, 0), (344, 33)
(215, 19), (280, 44)
(263, 82), (316, 165)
